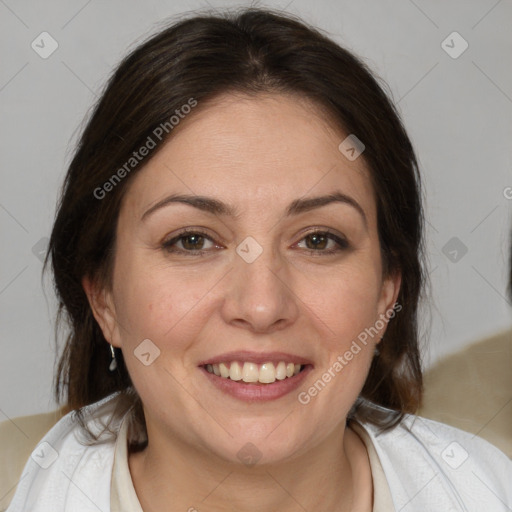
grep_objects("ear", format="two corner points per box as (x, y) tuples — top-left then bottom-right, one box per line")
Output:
(82, 275), (120, 348)
(376, 269), (402, 341)
(378, 269), (401, 313)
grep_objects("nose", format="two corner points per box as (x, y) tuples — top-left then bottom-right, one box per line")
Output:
(220, 245), (300, 334)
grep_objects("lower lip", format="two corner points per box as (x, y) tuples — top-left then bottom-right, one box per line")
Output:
(199, 365), (313, 402)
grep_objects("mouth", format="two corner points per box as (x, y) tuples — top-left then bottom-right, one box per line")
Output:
(198, 352), (313, 401)
(201, 361), (308, 385)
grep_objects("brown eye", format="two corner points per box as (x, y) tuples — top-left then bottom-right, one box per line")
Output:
(305, 233), (329, 250)
(162, 230), (218, 253)
(296, 231), (348, 253)
(180, 234), (206, 250)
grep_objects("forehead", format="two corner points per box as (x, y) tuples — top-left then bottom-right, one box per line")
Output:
(121, 92), (376, 221)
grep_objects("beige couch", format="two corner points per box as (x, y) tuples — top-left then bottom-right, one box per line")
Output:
(0, 407), (67, 511)
(418, 328), (512, 458)
(1, 329), (510, 510)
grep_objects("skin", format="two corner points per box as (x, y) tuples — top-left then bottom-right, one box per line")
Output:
(84, 92), (400, 512)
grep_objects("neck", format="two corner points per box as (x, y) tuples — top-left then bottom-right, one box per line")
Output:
(128, 422), (372, 512)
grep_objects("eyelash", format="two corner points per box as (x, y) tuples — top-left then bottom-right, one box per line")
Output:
(161, 228), (349, 256)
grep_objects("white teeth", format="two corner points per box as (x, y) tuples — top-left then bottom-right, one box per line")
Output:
(204, 361), (305, 384)
(219, 362), (230, 378)
(259, 363), (276, 383)
(242, 362), (259, 382)
(275, 361), (287, 380)
(229, 361), (242, 381)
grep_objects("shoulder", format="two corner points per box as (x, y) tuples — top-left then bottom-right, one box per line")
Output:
(361, 414), (512, 511)
(1, 391), (128, 512)
(0, 408), (66, 511)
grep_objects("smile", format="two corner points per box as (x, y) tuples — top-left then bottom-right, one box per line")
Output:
(200, 362), (312, 402)
(203, 361), (304, 384)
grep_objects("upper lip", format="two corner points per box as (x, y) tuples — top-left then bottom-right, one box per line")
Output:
(198, 350), (314, 367)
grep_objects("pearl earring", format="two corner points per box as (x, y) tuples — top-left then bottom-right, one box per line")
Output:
(109, 344), (118, 371)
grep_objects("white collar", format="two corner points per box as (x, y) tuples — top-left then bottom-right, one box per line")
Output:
(8, 392), (511, 512)
(110, 408), (144, 512)
(7, 392), (124, 512)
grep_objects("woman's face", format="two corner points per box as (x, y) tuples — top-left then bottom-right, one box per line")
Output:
(89, 92), (400, 465)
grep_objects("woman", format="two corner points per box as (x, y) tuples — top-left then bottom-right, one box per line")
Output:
(5, 7), (511, 512)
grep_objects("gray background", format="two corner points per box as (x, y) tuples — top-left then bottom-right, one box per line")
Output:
(1, 0), (511, 418)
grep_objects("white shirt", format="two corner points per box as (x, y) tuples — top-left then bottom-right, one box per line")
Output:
(6, 391), (512, 511)
(110, 411), (395, 511)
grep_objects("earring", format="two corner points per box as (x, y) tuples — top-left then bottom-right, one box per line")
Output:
(109, 344), (118, 372)
(374, 337), (383, 357)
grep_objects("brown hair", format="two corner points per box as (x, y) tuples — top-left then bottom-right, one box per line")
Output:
(46, 7), (425, 439)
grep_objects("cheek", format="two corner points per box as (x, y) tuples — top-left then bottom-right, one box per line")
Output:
(112, 270), (211, 403)
(304, 261), (383, 345)
(115, 279), (177, 340)
(112, 258), (218, 352)
(300, 268), (381, 416)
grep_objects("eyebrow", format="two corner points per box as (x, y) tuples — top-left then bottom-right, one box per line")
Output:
(141, 192), (367, 226)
